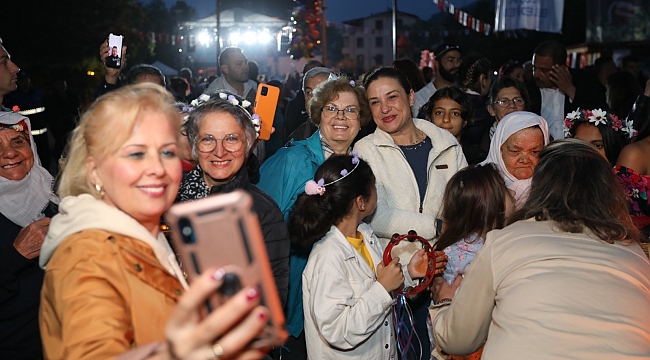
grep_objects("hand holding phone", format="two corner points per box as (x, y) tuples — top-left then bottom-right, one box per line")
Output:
(254, 84), (280, 141)
(105, 33), (124, 69)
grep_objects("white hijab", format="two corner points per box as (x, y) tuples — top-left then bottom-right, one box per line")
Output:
(481, 111), (549, 204)
(0, 112), (59, 227)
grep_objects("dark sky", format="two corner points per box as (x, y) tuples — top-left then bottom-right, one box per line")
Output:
(159, 0), (477, 22)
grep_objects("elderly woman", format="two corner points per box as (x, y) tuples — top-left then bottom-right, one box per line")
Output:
(0, 113), (58, 359)
(257, 76), (371, 359)
(39, 84), (270, 359)
(176, 93), (290, 308)
(430, 139), (650, 359)
(481, 111), (549, 206)
(354, 67), (466, 359)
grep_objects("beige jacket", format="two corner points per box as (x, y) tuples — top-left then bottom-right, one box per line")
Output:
(431, 219), (650, 359)
(354, 118), (467, 247)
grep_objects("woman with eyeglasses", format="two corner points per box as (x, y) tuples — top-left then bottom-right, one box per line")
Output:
(176, 93), (290, 310)
(256, 76), (371, 360)
(482, 77), (531, 152)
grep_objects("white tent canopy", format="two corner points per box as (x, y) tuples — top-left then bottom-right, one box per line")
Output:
(183, 7), (287, 29)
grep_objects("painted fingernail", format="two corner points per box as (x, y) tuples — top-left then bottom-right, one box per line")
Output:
(246, 287), (260, 301)
(258, 311), (267, 321)
(211, 268), (226, 281)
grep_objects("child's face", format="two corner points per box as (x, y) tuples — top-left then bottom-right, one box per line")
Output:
(430, 98), (466, 139)
(574, 122), (607, 161)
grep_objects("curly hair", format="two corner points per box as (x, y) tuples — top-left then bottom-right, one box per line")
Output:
(308, 76), (371, 127)
(507, 139), (640, 244)
(455, 56), (491, 93)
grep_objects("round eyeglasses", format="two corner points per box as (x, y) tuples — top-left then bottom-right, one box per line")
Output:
(494, 98), (525, 108)
(196, 134), (245, 153)
(322, 105), (359, 120)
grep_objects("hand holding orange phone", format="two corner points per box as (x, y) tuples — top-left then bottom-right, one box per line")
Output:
(254, 85), (280, 141)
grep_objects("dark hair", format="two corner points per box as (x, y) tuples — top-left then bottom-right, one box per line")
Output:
(634, 106), (650, 142)
(422, 86), (474, 124)
(289, 155), (375, 245)
(533, 40), (567, 66)
(508, 139), (640, 244)
(436, 164), (509, 250)
(168, 76), (188, 99)
(487, 77), (530, 109)
(363, 66), (412, 95)
(455, 55), (491, 93)
(622, 55), (641, 67)
(218, 47), (243, 67)
(309, 76), (371, 127)
(569, 120), (627, 166)
(392, 58), (426, 92)
(498, 60), (522, 78)
(606, 71), (643, 119)
(594, 56), (615, 75)
(126, 64), (165, 86)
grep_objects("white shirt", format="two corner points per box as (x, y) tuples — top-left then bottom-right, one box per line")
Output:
(539, 88), (566, 140)
(411, 81), (437, 117)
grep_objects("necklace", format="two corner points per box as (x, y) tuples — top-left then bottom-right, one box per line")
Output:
(399, 130), (427, 150)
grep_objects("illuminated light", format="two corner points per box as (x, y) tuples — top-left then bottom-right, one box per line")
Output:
(198, 31), (210, 47)
(493, 70), (498, 75)
(229, 32), (241, 45)
(179, 48), (183, 52)
(243, 31), (256, 44)
(258, 31), (272, 44)
(86, 71), (95, 76)
(317, 40), (321, 44)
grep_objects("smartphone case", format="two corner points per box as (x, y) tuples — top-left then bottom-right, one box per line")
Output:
(106, 33), (123, 69)
(254, 84), (280, 141)
(165, 190), (288, 348)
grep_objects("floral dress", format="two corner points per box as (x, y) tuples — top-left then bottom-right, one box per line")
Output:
(441, 233), (485, 285)
(614, 165), (650, 231)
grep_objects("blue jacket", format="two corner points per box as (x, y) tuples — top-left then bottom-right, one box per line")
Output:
(257, 131), (324, 338)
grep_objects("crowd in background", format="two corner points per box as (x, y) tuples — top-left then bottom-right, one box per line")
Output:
(1, 34), (650, 360)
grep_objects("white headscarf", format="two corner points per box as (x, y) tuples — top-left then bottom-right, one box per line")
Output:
(481, 111), (549, 204)
(0, 112), (59, 227)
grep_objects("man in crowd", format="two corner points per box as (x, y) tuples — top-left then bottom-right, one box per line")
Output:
(412, 44), (462, 117)
(622, 55), (648, 89)
(205, 46), (257, 103)
(282, 60), (325, 143)
(527, 40), (606, 140)
(283, 66), (333, 142)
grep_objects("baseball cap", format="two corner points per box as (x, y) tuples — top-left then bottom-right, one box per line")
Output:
(434, 44), (461, 59)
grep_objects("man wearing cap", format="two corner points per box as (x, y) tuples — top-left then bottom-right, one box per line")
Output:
(204, 46), (258, 104)
(412, 44), (462, 117)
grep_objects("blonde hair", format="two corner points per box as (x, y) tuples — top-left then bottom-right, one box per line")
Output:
(58, 83), (178, 198)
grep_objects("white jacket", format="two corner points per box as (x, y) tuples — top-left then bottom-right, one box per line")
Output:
(302, 223), (415, 360)
(354, 118), (467, 247)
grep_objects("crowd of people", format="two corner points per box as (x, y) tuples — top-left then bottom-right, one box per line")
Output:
(1, 33), (650, 360)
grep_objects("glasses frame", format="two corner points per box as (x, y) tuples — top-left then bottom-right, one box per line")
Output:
(196, 134), (245, 153)
(322, 105), (359, 120)
(494, 98), (525, 109)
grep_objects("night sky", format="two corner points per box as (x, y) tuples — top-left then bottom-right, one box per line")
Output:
(160, 0), (477, 23)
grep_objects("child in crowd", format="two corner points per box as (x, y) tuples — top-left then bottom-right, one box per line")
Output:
(430, 164), (514, 360)
(290, 154), (427, 359)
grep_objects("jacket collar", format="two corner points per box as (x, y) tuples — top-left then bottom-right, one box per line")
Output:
(370, 118), (459, 159)
(326, 224), (378, 278)
(286, 130), (325, 163)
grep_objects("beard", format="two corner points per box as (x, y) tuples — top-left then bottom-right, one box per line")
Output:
(438, 65), (457, 83)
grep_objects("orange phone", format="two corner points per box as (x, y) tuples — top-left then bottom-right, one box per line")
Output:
(254, 84), (280, 141)
(165, 190), (287, 348)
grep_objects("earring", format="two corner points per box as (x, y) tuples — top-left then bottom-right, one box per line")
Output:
(95, 183), (105, 197)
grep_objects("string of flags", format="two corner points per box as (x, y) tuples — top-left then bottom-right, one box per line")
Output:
(432, 0), (492, 35)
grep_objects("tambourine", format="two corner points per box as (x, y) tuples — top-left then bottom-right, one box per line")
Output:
(382, 230), (436, 296)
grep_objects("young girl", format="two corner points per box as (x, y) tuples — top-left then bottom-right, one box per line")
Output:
(429, 164), (514, 360)
(291, 154), (427, 359)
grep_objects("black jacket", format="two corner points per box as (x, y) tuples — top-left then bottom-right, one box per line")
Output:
(176, 165), (291, 306)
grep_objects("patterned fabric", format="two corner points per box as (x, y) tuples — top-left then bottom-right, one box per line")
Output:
(319, 132), (351, 160)
(614, 165), (650, 230)
(441, 233), (485, 285)
(176, 165), (210, 202)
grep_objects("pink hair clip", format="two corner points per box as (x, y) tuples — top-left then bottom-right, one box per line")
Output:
(305, 178), (326, 196)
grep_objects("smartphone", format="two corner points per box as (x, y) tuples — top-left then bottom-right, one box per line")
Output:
(165, 190), (288, 348)
(254, 84), (280, 141)
(106, 33), (123, 69)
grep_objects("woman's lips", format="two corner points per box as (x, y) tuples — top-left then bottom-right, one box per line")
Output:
(382, 115), (396, 122)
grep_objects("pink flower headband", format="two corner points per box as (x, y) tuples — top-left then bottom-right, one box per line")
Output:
(563, 108), (636, 139)
(305, 151), (360, 196)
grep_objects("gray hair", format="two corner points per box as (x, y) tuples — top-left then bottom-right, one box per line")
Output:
(184, 95), (256, 160)
(302, 67), (334, 92)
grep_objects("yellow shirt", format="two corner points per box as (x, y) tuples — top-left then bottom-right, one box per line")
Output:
(346, 231), (374, 272)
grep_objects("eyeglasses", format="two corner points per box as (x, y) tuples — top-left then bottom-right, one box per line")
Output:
(322, 106), (359, 120)
(494, 98), (525, 108)
(196, 134), (244, 153)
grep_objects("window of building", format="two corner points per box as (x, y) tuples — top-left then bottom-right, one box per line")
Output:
(375, 37), (383, 48)
(357, 54), (365, 66)
(356, 37), (364, 48)
(376, 20), (383, 30)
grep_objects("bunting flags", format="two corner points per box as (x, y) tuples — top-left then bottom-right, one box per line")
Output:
(432, 0), (492, 35)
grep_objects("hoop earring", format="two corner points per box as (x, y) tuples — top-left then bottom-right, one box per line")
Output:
(95, 183), (105, 197)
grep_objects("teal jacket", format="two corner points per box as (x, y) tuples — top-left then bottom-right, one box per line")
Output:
(257, 131), (324, 338)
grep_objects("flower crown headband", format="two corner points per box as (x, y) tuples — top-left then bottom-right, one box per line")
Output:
(327, 73), (357, 87)
(563, 108), (636, 139)
(185, 93), (261, 138)
(305, 151), (360, 196)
